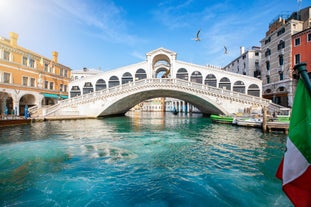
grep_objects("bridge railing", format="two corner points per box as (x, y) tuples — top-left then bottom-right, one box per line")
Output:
(40, 78), (272, 117)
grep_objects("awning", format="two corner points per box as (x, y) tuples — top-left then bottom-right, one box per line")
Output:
(42, 93), (68, 99)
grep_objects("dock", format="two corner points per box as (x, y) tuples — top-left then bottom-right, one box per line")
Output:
(265, 121), (289, 134)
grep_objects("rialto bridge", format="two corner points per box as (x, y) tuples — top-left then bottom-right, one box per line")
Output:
(31, 48), (281, 118)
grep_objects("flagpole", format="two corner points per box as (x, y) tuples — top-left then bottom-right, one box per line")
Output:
(293, 63), (311, 97)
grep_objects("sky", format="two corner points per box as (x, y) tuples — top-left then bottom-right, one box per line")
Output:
(0, 0), (310, 71)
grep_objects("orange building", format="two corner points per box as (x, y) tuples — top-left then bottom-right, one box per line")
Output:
(0, 32), (71, 116)
(292, 27), (311, 71)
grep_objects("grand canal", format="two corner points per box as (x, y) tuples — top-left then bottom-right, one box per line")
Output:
(0, 112), (291, 206)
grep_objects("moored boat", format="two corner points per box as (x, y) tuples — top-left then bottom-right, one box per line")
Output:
(0, 118), (31, 127)
(210, 114), (234, 124)
(236, 117), (263, 128)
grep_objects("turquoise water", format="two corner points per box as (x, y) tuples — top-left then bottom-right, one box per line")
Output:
(0, 112), (291, 207)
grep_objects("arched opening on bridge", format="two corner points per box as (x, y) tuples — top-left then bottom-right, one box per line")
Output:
(109, 76), (120, 88)
(19, 94), (35, 116)
(70, 86), (81, 97)
(205, 74), (217, 87)
(135, 69), (147, 80)
(122, 72), (133, 84)
(219, 77), (231, 90)
(96, 79), (107, 91)
(233, 81), (246, 93)
(176, 68), (188, 80)
(83, 82), (94, 94)
(247, 84), (260, 97)
(274, 86), (288, 106)
(153, 59), (171, 78)
(190, 71), (203, 84)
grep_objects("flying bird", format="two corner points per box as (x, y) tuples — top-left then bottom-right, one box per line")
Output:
(193, 30), (201, 41)
(224, 46), (228, 54)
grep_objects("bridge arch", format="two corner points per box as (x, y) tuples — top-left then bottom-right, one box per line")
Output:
(95, 79), (106, 91)
(135, 69), (147, 80)
(70, 86), (81, 97)
(122, 72), (133, 84)
(190, 71), (203, 84)
(109, 76), (120, 88)
(205, 74), (217, 87)
(247, 84), (260, 97)
(176, 68), (188, 80)
(83, 82), (94, 94)
(98, 88), (227, 117)
(233, 81), (245, 93)
(219, 77), (231, 90)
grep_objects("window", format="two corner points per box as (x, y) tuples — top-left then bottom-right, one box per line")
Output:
(64, 85), (67, 92)
(266, 75), (270, 84)
(277, 27), (285, 36)
(308, 33), (311, 42)
(266, 61), (270, 71)
(22, 77), (28, 86)
(29, 59), (35, 68)
(279, 55), (284, 66)
(3, 72), (10, 83)
(60, 84), (63, 92)
(265, 37), (271, 44)
(30, 78), (35, 87)
(255, 52), (259, 56)
(3, 51), (10, 61)
(295, 37), (301, 46)
(265, 48), (271, 57)
(49, 82), (54, 90)
(295, 54), (301, 64)
(60, 68), (63, 76)
(22, 56), (27, 66)
(44, 81), (49, 89)
(44, 63), (48, 72)
(64, 70), (68, 77)
(277, 40), (285, 50)
(279, 72), (284, 81)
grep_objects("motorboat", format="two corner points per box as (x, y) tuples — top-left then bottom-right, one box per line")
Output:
(210, 114), (234, 124)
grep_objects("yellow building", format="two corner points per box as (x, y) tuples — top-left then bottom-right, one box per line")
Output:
(0, 32), (71, 116)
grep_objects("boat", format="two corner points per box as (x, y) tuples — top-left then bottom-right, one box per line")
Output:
(236, 117), (263, 128)
(274, 108), (291, 122)
(210, 114), (234, 124)
(0, 117), (31, 127)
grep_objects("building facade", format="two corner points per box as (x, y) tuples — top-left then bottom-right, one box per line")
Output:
(292, 27), (311, 71)
(260, 7), (311, 107)
(223, 46), (261, 79)
(0, 32), (71, 116)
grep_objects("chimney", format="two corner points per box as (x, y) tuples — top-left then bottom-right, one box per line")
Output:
(52, 51), (58, 63)
(240, 46), (245, 55)
(9, 32), (18, 47)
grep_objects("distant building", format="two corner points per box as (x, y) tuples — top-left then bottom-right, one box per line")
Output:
(260, 6), (311, 107)
(71, 67), (102, 80)
(223, 46), (261, 78)
(292, 27), (311, 71)
(0, 32), (71, 116)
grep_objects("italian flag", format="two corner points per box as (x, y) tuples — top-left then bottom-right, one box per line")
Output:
(276, 79), (311, 207)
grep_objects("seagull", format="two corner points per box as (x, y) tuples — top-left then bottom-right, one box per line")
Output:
(193, 30), (201, 41)
(224, 46), (228, 54)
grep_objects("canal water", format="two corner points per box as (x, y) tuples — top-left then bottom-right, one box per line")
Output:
(0, 112), (291, 207)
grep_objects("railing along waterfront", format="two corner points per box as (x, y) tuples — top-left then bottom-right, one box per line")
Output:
(41, 78), (274, 117)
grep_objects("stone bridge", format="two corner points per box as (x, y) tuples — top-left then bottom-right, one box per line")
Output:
(32, 78), (279, 118)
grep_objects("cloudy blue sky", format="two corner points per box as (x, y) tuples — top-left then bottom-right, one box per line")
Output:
(0, 0), (309, 70)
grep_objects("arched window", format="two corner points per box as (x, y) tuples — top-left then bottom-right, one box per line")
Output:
(83, 82), (94, 94)
(279, 54), (284, 66)
(70, 86), (81, 97)
(204, 74), (217, 87)
(108, 76), (120, 88)
(247, 84), (260, 97)
(190, 71), (202, 83)
(277, 40), (285, 50)
(122, 72), (133, 84)
(219, 77), (231, 90)
(265, 48), (271, 57)
(233, 81), (245, 93)
(95, 79), (106, 91)
(176, 68), (188, 80)
(135, 69), (147, 80)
